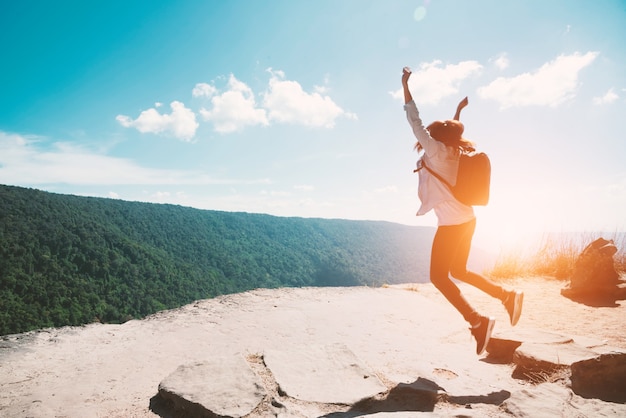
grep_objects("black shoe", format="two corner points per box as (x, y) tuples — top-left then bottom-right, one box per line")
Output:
(470, 316), (495, 355)
(504, 290), (523, 326)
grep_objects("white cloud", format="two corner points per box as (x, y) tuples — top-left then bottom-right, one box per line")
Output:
(116, 69), (354, 137)
(314, 85), (329, 95)
(196, 70), (356, 133)
(0, 131), (268, 186)
(116, 101), (199, 141)
(192, 82), (217, 98)
(262, 69), (357, 128)
(477, 51), (599, 109)
(0, 132), (173, 185)
(198, 74), (269, 133)
(390, 60), (483, 104)
(492, 53), (510, 70)
(592, 88), (619, 105)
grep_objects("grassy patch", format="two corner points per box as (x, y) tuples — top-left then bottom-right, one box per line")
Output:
(487, 232), (626, 280)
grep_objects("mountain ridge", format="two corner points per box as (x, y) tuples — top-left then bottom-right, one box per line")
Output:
(1, 184), (434, 335)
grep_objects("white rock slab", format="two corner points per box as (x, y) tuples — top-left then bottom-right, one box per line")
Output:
(264, 343), (386, 404)
(514, 342), (599, 369)
(494, 328), (574, 345)
(158, 354), (266, 418)
(504, 382), (626, 417)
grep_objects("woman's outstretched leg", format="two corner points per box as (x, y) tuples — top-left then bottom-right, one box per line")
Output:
(449, 218), (524, 326)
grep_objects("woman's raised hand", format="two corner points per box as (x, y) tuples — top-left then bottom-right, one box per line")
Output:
(402, 67), (412, 85)
(457, 96), (469, 111)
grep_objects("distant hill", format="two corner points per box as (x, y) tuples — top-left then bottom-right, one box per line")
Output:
(0, 184), (434, 335)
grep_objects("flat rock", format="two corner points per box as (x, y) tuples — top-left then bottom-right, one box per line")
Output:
(492, 328), (574, 346)
(487, 328), (573, 362)
(3, 283), (626, 417)
(351, 409), (487, 417)
(571, 351), (626, 403)
(264, 343), (386, 405)
(513, 341), (598, 380)
(503, 382), (626, 417)
(570, 334), (608, 349)
(158, 354), (266, 418)
(504, 383), (571, 416)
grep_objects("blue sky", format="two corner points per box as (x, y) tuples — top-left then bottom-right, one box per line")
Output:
(1, 0), (625, 249)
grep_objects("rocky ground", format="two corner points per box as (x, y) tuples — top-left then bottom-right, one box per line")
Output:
(1, 277), (625, 417)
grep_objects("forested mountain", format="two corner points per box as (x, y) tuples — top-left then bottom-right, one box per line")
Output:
(0, 184), (434, 335)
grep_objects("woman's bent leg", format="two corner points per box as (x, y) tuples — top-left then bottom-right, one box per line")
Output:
(430, 223), (480, 324)
(449, 218), (506, 301)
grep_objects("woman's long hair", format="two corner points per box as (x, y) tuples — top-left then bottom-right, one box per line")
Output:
(415, 119), (475, 153)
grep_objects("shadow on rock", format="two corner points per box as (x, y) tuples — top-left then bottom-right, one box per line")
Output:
(149, 394), (178, 418)
(321, 377), (510, 417)
(320, 377), (440, 417)
(149, 393), (219, 418)
(561, 290), (623, 308)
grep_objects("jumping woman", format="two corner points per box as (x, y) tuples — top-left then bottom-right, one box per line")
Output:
(401, 66), (523, 355)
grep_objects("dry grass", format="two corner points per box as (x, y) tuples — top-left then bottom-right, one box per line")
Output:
(520, 367), (571, 385)
(487, 232), (626, 280)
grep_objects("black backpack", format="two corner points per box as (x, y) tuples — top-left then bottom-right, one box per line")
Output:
(420, 152), (491, 206)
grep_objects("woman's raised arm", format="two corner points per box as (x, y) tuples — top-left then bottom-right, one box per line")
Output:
(454, 96), (469, 121)
(402, 67), (413, 104)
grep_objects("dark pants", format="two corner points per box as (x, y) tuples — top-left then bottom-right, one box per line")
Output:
(430, 218), (505, 325)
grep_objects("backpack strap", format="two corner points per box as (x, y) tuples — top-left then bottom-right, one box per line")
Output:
(419, 158), (454, 190)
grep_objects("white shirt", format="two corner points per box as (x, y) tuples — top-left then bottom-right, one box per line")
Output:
(404, 100), (475, 226)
